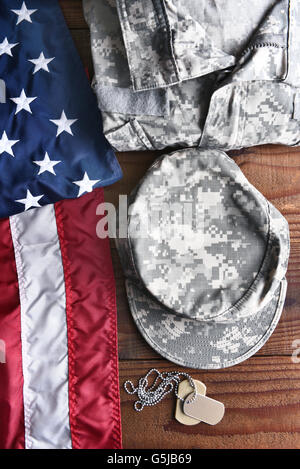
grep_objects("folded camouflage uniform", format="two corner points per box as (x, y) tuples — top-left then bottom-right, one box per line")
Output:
(84, 0), (300, 152)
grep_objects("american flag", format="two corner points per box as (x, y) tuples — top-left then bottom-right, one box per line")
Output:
(0, 0), (122, 218)
(0, 1), (122, 449)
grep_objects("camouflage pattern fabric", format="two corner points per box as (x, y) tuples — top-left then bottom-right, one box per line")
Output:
(115, 149), (290, 369)
(83, 0), (300, 151)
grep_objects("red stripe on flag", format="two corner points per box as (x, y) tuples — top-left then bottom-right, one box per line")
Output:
(0, 219), (25, 449)
(55, 189), (122, 449)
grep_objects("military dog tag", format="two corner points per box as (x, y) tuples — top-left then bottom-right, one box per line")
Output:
(183, 393), (225, 425)
(175, 379), (206, 425)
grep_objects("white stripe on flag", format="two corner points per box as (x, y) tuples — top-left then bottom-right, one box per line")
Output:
(10, 205), (72, 449)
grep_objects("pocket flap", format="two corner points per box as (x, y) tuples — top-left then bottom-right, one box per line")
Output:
(105, 119), (154, 151)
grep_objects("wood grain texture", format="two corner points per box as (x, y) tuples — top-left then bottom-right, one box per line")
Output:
(69, 30), (93, 76)
(61, 1), (300, 449)
(120, 358), (300, 449)
(60, 0), (88, 29)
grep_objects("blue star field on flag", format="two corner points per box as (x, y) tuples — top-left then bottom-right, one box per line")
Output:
(0, 0), (122, 218)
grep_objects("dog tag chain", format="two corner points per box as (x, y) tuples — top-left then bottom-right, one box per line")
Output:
(124, 368), (197, 411)
(124, 368), (225, 425)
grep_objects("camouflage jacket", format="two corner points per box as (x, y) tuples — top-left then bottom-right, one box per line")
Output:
(84, 0), (300, 152)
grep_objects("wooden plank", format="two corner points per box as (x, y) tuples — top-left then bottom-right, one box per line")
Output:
(69, 29), (93, 76)
(108, 147), (300, 360)
(60, 0), (88, 29)
(119, 357), (300, 449)
(58, 1), (93, 73)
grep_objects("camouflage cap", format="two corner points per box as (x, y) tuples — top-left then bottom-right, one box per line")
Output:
(116, 148), (290, 369)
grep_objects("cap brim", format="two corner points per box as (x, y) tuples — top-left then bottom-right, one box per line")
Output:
(126, 278), (287, 369)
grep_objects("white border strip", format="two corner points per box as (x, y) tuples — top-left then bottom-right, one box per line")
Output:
(10, 205), (72, 449)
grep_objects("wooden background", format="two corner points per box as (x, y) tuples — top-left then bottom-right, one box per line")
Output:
(61, 0), (300, 449)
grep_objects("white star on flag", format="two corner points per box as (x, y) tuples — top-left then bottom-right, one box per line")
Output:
(34, 152), (61, 175)
(15, 190), (44, 211)
(0, 37), (18, 57)
(11, 2), (37, 25)
(29, 52), (55, 74)
(0, 131), (19, 157)
(50, 110), (78, 137)
(73, 172), (101, 197)
(10, 89), (37, 115)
